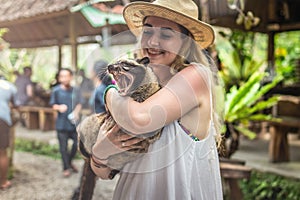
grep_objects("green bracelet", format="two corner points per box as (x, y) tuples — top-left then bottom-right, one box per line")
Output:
(103, 84), (118, 105)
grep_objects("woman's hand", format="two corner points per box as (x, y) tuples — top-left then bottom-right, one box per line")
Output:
(92, 121), (146, 161)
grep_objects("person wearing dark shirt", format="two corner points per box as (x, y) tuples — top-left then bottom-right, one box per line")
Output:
(89, 60), (112, 113)
(14, 66), (34, 106)
(49, 68), (84, 177)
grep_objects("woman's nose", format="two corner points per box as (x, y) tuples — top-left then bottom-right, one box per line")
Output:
(148, 33), (160, 47)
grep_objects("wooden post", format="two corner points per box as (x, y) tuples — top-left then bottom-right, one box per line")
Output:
(69, 12), (78, 72)
(102, 19), (111, 48)
(269, 125), (290, 162)
(58, 42), (62, 70)
(267, 32), (275, 70)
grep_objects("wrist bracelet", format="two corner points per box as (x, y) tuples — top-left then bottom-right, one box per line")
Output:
(108, 169), (120, 179)
(103, 84), (118, 105)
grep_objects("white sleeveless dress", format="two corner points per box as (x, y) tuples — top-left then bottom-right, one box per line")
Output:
(112, 120), (223, 200)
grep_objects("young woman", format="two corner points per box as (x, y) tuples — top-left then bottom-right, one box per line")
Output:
(91, 0), (224, 199)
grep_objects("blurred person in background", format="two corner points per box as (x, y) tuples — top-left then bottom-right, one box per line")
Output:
(0, 75), (17, 189)
(49, 68), (84, 177)
(89, 60), (113, 113)
(14, 66), (34, 127)
(14, 66), (34, 106)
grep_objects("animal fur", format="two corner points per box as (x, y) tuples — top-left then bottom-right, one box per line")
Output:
(78, 57), (162, 170)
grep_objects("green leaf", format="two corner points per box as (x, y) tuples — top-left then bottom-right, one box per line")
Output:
(247, 74), (283, 108)
(234, 125), (256, 139)
(226, 72), (264, 115)
(246, 114), (276, 121)
(237, 96), (280, 118)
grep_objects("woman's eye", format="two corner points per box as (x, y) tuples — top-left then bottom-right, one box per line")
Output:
(142, 28), (153, 36)
(160, 33), (172, 39)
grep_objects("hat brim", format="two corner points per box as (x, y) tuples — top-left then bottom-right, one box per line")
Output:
(123, 2), (215, 49)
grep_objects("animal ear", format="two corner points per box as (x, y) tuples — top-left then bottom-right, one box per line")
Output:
(137, 57), (150, 65)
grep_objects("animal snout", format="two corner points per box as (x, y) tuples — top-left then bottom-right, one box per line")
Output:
(107, 64), (114, 72)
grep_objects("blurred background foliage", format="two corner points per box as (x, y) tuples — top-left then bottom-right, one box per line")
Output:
(274, 31), (300, 85)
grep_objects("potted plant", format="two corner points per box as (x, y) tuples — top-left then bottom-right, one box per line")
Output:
(221, 71), (283, 157)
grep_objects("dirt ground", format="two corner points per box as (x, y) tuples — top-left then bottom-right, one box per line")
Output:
(0, 151), (118, 200)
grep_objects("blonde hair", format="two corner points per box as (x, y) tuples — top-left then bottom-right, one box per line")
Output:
(135, 22), (224, 146)
(174, 34), (224, 146)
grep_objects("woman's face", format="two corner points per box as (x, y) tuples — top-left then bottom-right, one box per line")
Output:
(141, 16), (184, 66)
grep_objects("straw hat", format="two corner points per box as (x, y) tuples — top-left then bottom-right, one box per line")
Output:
(123, 0), (215, 49)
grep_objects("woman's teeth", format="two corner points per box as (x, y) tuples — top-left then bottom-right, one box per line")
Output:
(148, 49), (163, 55)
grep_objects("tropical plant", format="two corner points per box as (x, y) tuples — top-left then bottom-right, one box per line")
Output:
(222, 71), (283, 157)
(215, 29), (267, 91)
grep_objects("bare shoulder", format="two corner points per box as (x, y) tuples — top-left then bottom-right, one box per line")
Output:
(177, 64), (211, 95)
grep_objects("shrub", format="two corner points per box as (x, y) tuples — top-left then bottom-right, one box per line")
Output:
(240, 170), (300, 200)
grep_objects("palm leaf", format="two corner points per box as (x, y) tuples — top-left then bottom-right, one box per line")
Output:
(246, 74), (283, 108)
(246, 114), (277, 121)
(242, 59), (265, 80)
(226, 72), (264, 115)
(234, 124), (256, 139)
(216, 37), (242, 80)
(238, 96), (280, 119)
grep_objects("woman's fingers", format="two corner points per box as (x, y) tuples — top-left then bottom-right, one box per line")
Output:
(119, 137), (145, 148)
(98, 122), (147, 152)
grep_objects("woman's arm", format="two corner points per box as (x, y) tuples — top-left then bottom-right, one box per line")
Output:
(105, 64), (211, 134)
(90, 155), (113, 180)
(91, 123), (147, 178)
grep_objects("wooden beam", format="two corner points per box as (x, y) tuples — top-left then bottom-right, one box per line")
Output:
(0, 10), (69, 27)
(267, 32), (275, 69)
(58, 42), (62, 70)
(69, 13), (78, 71)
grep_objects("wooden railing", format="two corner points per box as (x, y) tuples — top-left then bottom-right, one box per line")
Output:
(268, 95), (300, 162)
(18, 106), (57, 131)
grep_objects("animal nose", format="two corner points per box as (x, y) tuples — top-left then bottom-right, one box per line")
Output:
(107, 64), (115, 72)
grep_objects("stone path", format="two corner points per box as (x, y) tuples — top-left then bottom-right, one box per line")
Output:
(0, 125), (118, 200)
(0, 151), (118, 200)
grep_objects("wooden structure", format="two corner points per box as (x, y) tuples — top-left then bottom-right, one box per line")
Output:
(0, 0), (135, 69)
(194, 0), (300, 68)
(220, 158), (252, 200)
(2, 0), (299, 69)
(18, 106), (57, 131)
(268, 95), (300, 162)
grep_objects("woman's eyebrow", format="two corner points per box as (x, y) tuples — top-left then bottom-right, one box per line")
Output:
(143, 23), (175, 32)
(143, 23), (153, 27)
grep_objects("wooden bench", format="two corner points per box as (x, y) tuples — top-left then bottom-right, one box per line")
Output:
(18, 106), (56, 131)
(268, 95), (300, 162)
(220, 158), (252, 200)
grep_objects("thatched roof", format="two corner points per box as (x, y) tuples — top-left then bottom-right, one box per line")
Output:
(0, 0), (78, 22)
(1, 0), (299, 49)
(0, 0), (132, 48)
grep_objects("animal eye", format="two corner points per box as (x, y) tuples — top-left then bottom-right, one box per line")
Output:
(122, 66), (130, 71)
